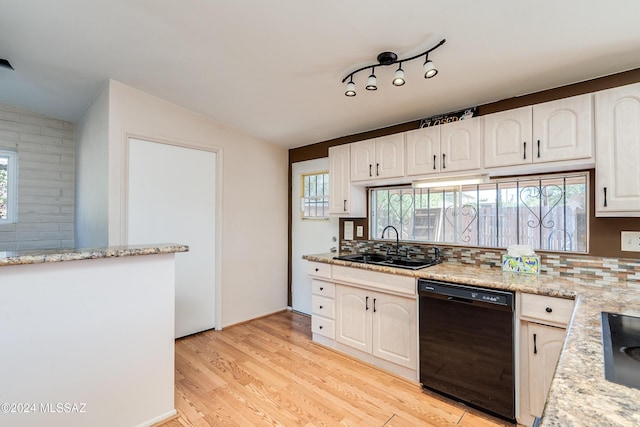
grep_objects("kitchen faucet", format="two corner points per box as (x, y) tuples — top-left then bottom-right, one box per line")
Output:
(381, 225), (400, 257)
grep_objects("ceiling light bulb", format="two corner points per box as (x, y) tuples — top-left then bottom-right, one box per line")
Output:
(393, 67), (405, 86)
(366, 72), (377, 90)
(345, 81), (356, 97)
(423, 60), (438, 79)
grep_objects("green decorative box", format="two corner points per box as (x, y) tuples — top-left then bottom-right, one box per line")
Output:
(502, 255), (540, 274)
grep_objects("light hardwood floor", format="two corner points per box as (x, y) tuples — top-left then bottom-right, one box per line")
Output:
(160, 310), (516, 427)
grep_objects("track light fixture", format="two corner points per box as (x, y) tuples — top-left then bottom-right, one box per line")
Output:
(342, 39), (445, 97)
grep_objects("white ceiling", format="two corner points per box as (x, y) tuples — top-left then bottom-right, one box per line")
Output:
(1, 1), (640, 149)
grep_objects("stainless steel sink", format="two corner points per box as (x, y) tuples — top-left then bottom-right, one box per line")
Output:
(333, 253), (441, 270)
(602, 312), (640, 390)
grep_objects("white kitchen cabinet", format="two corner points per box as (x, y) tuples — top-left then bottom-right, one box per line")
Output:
(484, 94), (593, 169)
(328, 145), (366, 216)
(518, 293), (574, 427)
(524, 323), (566, 419)
(406, 117), (481, 176)
(350, 133), (405, 181)
(335, 286), (371, 353)
(532, 93), (593, 163)
(306, 261), (418, 381)
(405, 126), (441, 176)
(371, 292), (417, 369)
(483, 106), (533, 168)
(594, 82), (640, 216)
(439, 116), (482, 173)
(311, 280), (336, 340)
(335, 285), (417, 370)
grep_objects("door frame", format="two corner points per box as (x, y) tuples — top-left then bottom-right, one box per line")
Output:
(122, 132), (224, 330)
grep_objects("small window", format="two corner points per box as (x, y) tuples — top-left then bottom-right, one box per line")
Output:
(371, 172), (588, 253)
(301, 172), (329, 219)
(0, 149), (17, 224)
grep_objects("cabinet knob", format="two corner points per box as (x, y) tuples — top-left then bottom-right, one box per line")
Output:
(319, 305), (323, 309)
(320, 287), (324, 291)
(315, 268), (319, 272)
(545, 307), (553, 313)
(319, 325), (323, 330)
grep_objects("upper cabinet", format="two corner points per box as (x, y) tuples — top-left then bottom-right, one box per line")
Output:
(351, 134), (405, 182)
(533, 94), (593, 162)
(483, 106), (533, 168)
(484, 94), (593, 169)
(328, 145), (366, 217)
(440, 116), (482, 172)
(594, 82), (640, 217)
(406, 117), (481, 176)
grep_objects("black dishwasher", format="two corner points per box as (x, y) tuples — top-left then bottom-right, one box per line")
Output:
(418, 278), (515, 422)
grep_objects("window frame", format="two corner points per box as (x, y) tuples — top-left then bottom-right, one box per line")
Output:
(300, 171), (330, 220)
(369, 171), (590, 254)
(0, 149), (17, 225)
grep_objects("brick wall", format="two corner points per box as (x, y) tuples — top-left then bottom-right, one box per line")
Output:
(0, 103), (74, 251)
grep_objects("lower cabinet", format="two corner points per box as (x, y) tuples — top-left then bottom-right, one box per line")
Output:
(335, 285), (417, 370)
(523, 323), (566, 418)
(311, 279), (335, 339)
(518, 293), (574, 427)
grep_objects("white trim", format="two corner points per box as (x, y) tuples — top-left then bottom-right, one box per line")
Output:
(0, 149), (17, 224)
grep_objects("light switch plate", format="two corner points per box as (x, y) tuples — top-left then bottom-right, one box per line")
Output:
(621, 231), (640, 252)
(344, 221), (354, 240)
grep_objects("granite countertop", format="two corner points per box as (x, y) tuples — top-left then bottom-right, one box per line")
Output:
(303, 253), (640, 427)
(0, 243), (189, 267)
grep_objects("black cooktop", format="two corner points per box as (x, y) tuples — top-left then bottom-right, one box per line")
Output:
(602, 312), (640, 390)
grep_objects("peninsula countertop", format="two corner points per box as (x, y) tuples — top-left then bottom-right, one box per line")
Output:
(303, 253), (640, 427)
(0, 243), (189, 267)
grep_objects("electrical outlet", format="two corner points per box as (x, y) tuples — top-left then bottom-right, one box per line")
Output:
(621, 231), (640, 252)
(356, 225), (364, 238)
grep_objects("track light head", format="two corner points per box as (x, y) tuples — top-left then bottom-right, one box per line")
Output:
(392, 64), (405, 86)
(345, 80), (356, 97)
(423, 59), (438, 79)
(366, 69), (377, 91)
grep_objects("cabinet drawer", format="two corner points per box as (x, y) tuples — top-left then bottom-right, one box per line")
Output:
(308, 261), (331, 279)
(312, 316), (335, 339)
(520, 293), (575, 326)
(332, 265), (416, 296)
(312, 279), (335, 298)
(312, 295), (335, 319)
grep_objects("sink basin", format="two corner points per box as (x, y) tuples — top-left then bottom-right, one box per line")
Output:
(602, 312), (640, 390)
(333, 253), (440, 270)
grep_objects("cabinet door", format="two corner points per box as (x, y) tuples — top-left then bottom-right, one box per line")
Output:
(406, 127), (441, 176)
(595, 82), (640, 216)
(532, 94), (593, 163)
(440, 117), (482, 172)
(371, 292), (417, 369)
(335, 286), (372, 354)
(375, 134), (405, 179)
(328, 145), (350, 214)
(526, 323), (566, 418)
(483, 106), (533, 168)
(350, 140), (376, 182)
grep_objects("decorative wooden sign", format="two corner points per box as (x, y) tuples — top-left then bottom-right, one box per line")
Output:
(419, 107), (477, 128)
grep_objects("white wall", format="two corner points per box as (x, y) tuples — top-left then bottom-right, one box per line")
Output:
(74, 83), (109, 247)
(106, 80), (288, 327)
(0, 103), (75, 250)
(0, 254), (176, 427)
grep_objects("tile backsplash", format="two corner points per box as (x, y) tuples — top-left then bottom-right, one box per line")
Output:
(340, 240), (640, 289)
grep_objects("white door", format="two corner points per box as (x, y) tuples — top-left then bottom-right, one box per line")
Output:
(291, 158), (338, 315)
(127, 138), (216, 338)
